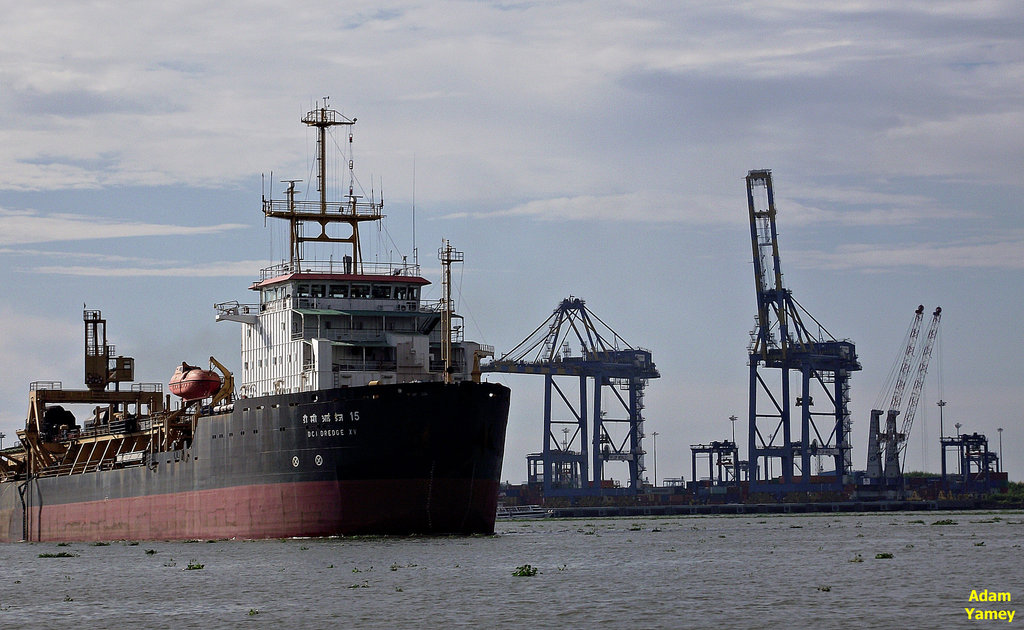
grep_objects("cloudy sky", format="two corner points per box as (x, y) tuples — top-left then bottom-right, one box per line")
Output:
(1, 1), (1022, 484)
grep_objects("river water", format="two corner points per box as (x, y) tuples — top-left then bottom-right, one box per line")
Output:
(0, 511), (1019, 629)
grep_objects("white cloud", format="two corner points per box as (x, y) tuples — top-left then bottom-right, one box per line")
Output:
(32, 259), (268, 277)
(440, 191), (749, 225)
(0, 0), (1019, 196)
(0, 208), (245, 245)
(791, 233), (1024, 271)
(875, 110), (1024, 183)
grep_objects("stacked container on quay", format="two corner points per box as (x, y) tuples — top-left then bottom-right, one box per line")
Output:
(0, 101), (510, 542)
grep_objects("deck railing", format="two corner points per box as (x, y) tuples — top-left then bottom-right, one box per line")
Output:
(259, 259), (421, 281)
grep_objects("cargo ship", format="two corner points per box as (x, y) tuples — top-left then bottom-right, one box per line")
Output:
(0, 101), (510, 542)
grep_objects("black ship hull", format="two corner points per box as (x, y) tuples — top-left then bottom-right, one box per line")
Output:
(0, 380), (510, 541)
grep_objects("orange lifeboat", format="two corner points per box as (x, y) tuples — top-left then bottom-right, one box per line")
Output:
(169, 362), (222, 400)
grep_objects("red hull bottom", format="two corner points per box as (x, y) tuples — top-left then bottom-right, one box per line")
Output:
(25, 479), (499, 541)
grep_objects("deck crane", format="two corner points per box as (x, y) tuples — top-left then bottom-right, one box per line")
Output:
(745, 170), (861, 494)
(866, 306), (925, 481)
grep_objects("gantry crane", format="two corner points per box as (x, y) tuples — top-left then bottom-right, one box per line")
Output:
(745, 170), (861, 494)
(482, 297), (659, 496)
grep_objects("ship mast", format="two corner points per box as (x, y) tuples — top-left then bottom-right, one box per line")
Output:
(263, 98), (383, 272)
(439, 240), (464, 384)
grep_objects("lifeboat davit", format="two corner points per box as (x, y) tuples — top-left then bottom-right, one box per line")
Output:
(169, 362), (222, 400)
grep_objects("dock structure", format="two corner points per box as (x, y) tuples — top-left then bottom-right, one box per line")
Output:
(483, 297), (658, 497)
(941, 432), (999, 494)
(691, 440), (741, 487)
(745, 170), (861, 496)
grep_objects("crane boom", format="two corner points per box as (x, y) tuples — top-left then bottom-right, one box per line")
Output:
(869, 305), (924, 481)
(887, 305), (925, 414)
(898, 307), (942, 456)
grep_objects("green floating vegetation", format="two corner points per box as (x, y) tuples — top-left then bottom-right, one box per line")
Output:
(184, 561), (205, 571)
(875, 553), (894, 559)
(974, 542), (986, 546)
(932, 519), (958, 526)
(512, 564), (539, 577)
(39, 552), (79, 558)
(248, 609), (260, 616)
(817, 585), (832, 592)
(849, 553), (864, 563)
(56, 542), (71, 547)
(144, 549), (157, 555)
(91, 541), (110, 547)
(908, 520), (925, 524)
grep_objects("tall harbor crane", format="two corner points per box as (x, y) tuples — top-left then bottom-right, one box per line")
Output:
(866, 306), (941, 491)
(482, 297), (659, 497)
(888, 307), (941, 481)
(866, 306), (925, 481)
(745, 170), (861, 494)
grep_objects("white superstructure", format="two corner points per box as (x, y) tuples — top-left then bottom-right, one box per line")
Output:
(215, 101), (491, 398)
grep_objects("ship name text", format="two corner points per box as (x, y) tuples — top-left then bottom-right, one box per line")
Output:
(304, 411), (360, 439)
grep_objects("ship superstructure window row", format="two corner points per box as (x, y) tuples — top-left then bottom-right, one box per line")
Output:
(284, 283), (419, 302)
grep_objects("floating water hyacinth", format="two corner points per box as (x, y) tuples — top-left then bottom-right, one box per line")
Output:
(512, 564), (538, 576)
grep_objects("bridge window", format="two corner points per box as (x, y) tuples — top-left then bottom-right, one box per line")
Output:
(329, 284), (348, 298)
(372, 285), (392, 299)
(351, 284), (371, 299)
